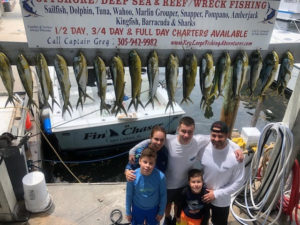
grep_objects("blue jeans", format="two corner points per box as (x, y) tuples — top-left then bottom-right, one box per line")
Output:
(132, 204), (159, 225)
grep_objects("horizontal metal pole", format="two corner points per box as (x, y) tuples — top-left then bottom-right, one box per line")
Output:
(0, 42), (299, 66)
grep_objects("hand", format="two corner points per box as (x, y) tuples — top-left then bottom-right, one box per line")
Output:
(234, 149), (244, 162)
(126, 215), (132, 222)
(156, 214), (163, 221)
(125, 170), (136, 182)
(202, 189), (215, 203)
(129, 154), (135, 164)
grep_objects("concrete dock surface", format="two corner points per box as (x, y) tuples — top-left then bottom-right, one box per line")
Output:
(3, 183), (292, 225)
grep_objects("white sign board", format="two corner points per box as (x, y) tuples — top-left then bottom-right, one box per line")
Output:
(21, 0), (280, 49)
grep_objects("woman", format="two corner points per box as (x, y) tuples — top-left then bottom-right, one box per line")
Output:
(125, 125), (168, 180)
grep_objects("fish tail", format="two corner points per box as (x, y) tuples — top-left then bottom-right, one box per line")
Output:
(76, 96), (84, 109)
(4, 95), (18, 107)
(100, 101), (110, 115)
(145, 97), (154, 109)
(165, 101), (175, 113)
(136, 98), (144, 111)
(52, 98), (60, 109)
(127, 99), (135, 111)
(83, 92), (94, 102)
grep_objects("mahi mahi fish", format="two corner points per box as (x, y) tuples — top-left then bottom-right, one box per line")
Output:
(128, 50), (144, 111)
(94, 56), (110, 115)
(165, 53), (179, 113)
(145, 50), (159, 109)
(0, 52), (18, 106)
(110, 55), (127, 116)
(35, 53), (59, 111)
(259, 50), (279, 96)
(277, 50), (294, 96)
(181, 53), (197, 104)
(232, 50), (248, 97)
(199, 52), (215, 118)
(54, 54), (73, 116)
(215, 52), (231, 97)
(248, 50), (263, 96)
(73, 52), (94, 109)
(16, 54), (38, 109)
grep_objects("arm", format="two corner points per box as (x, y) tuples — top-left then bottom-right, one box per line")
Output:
(125, 182), (133, 217)
(158, 175), (167, 217)
(213, 162), (245, 200)
(128, 139), (150, 163)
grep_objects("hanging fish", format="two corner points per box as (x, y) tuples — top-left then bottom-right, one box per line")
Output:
(232, 50), (248, 97)
(215, 52), (231, 97)
(94, 56), (110, 115)
(35, 53), (60, 110)
(199, 52), (215, 109)
(110, 55), (127, 116)
(16, 54), (38, 109)
(165, 53), (179, 113)
(181, 53), (197, 104)
(259, 50), (279, 96)
(248, 50), (263, 96)
(128, 50), (144, 111)
(73, 52), (94, 109)
(277, 50), (294, 96)
(145, 50), (159, 109)
(199, 52), (215, 119)
(54, 54), (73, 116)
(0, 52), (18, 107)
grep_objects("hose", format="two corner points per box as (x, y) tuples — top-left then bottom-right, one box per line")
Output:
(230, 122), (294, 225)
(110, 209), (131, 225)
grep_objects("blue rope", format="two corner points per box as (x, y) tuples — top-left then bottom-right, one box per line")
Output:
(41, 150), (129, 164)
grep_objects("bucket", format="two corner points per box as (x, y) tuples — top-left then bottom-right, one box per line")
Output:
(22, 171), (51, 213)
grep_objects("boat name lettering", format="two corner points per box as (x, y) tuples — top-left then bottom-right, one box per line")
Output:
(122, 123), (163, 135)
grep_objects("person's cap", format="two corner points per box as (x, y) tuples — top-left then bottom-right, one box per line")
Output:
(210, 121), (228, 134)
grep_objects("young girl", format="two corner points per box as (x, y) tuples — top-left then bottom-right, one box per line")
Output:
(176, 169), (209, 225)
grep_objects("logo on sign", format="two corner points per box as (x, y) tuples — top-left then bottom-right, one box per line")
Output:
(22, 0), (42, 17)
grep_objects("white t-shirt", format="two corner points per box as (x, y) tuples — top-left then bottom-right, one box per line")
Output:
(200, 140), (245, 207)
(129, 134), (210, 189)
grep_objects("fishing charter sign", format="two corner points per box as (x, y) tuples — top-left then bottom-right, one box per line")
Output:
(21, 0), (280, 49)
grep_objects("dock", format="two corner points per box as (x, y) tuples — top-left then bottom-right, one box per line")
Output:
(3, 182), (293, 225)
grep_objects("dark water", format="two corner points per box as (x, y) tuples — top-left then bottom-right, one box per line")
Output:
(42, 19), (297, 183)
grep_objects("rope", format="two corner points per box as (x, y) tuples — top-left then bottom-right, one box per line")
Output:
(230, 122), (294, 225)
(38, 150), (129, 164)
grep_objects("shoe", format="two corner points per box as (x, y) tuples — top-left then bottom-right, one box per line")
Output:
(163, 216), (172, 225)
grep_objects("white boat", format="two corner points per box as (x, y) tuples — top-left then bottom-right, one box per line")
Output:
(42, 67), (185, 152)
(277, 0), (300, 21)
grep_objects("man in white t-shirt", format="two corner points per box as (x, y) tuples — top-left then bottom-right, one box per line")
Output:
(126, 117), (244, 225)
(201, 121), (245, 225)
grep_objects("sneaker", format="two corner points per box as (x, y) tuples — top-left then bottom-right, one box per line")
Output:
(163, 216), (172, 225)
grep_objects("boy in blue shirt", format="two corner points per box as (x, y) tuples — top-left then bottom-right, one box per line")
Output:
(126, 148), (167, 225)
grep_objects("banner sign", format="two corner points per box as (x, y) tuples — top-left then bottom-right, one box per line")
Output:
(21, 0), (280, 49)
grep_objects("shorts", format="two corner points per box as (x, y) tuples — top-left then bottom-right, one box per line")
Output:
(131, 204), (159, 225)
(167, 187), (184, 205)
(179, 210), (203, 225)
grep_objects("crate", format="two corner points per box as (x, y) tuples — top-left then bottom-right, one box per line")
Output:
(241, 127), (261, 147)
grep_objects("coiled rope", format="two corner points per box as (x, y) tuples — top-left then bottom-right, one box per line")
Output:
(230, 122), (294, 225)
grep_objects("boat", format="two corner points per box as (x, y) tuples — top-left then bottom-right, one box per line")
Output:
(277, 0), (300, 22)
(42, 66), (185, 152)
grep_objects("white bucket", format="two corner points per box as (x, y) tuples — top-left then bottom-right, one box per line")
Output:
(22, 171), (51, 213)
